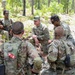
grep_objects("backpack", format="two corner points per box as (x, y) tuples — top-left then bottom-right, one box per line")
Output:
(61, 40), (75, 67)
(3, 40), (28, 75)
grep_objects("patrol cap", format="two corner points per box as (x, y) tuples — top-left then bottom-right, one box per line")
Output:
(3, 10), (9, 15)
(34, 16), (40, 21)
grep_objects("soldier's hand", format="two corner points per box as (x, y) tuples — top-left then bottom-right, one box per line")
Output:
(31, 68), (39, 73)
(48, 40), (52, 44)
(0, 25), (4, 29)
(32, 35), (37, 39)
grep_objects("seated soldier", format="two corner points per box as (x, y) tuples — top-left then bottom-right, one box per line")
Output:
(29, 16), (51, 64)
(1, 10), (13, 40)
(41, 26), (75, 75)
(0, 21), (42, 75)
(0, 20), (9, 41)
(50, 15), (75, 46)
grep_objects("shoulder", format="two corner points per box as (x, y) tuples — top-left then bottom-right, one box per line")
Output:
(41, 23), (48, 30)
(61, 21), (70, 29)
(25, 40), (36, 49)
(32, 26), (37, 30)
(25, 40), (34, 47)
(50, 40), (60, 48)
(22, 40), (34, 47)
(66, 40), (75, 48)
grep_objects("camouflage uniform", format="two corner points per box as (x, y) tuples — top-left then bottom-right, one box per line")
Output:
(54, 22), (75, 45)
(1, 10), (13, 40)
(0, 36), (42, 75)
(0, 29), (9, 41)
(32, 23), (50, 54)
(2, 18), (13, 31)
(47, 39), (75, 75)
(1, 18), (13, 41)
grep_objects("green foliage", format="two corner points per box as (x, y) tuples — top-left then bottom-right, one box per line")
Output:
(49, 2), (64, 15)
(34, 2), (63, 20)
(26, 0), (30, 8)
(61, 0), (70, 13)
(23, 26), (32, 39)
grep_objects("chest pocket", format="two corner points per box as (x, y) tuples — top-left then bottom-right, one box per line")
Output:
(2, 19), (12, 27)
(34, 27), (44, 35)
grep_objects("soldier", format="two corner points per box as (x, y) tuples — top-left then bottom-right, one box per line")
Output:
(0, 20), (9, 41)
(46, 26), (75, 75)
(2, 10), (13, 31)
(50, 15), (75, 45)
(0, 21), (42, 75)
(31, 16), (51, 57)
(2, 10), (13, 39)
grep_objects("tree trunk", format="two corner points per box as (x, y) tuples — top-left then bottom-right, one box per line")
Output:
(23, 0), (26, 16)
(72, 0), (74, 9)
(31, 0), (34, 15)
(74, 0), (75, 13)
(38, 0), (40, 9)
(71, 0), (75, 13)
(58, 0), (61, 4)
(66, 0), (69, 14)
(48, 0), (51, 7)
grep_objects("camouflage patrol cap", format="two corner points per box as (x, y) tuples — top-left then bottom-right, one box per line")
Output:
(3, 10), (9, 15)
(34, 16), (40, 21)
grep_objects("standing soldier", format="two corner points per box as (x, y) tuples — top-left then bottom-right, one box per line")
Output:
(0, 21), (42, 75)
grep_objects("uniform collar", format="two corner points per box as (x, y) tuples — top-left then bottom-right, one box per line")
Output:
(10, 36), (22, 42)
(36, 23), (42, 28)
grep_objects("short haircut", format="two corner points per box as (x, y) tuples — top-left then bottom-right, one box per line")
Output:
(3, 10), (9, 15)
(55, 26), (64, 37)
(12, 21), (24, 35)
(50, 15), (60, 22)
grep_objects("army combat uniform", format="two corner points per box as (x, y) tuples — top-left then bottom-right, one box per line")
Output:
(0, 36), (42, 75)
(54, 22), (75, 45)
(0, 18), (13, 41)
(1, 10), (13, 40)
(2, 18), (13, 31)
(47, 39), (75, 75)
(32, 23), (50, 54)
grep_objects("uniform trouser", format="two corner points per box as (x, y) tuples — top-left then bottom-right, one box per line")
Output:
(41, 68), (75, 75)
(41, 69), (56, 75)
(0, 30), (9, 41)
(41, 43), (49, 55)
(64, 68), (75, 75)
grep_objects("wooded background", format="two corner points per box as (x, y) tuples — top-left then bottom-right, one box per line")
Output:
(0, 0), (75, 17)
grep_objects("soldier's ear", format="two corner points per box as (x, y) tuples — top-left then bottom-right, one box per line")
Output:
(21, 30), (24, 34)
(10, 29), (13, 34)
